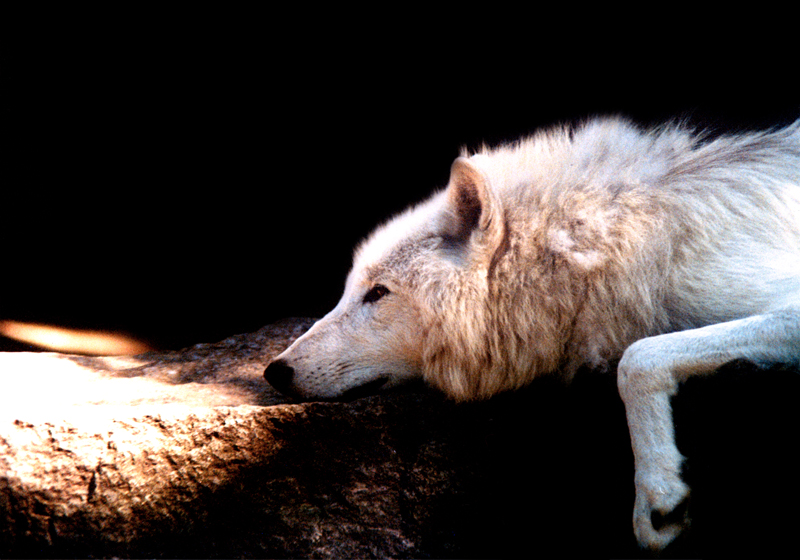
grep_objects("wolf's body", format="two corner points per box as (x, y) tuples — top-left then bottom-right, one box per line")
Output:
(265, 117), (800, 550)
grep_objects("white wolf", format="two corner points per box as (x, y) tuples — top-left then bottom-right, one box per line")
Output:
(264, 117), (800, 550)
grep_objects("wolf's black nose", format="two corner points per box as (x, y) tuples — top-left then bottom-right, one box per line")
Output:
(264, 359), (295, 393)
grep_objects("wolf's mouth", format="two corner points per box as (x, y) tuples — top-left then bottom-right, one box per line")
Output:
(340, 376), (389, 401)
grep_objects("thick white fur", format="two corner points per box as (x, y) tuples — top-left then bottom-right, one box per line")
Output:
(267, 117), (800, 550)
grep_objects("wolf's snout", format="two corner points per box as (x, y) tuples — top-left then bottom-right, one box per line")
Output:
(264, 358), (295, 393)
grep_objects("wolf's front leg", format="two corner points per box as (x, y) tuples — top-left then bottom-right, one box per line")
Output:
(617, 357), (689, 550)
(617, 311), (800, 550)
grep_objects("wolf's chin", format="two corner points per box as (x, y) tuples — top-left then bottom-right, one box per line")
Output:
(338, 376), (390, 401)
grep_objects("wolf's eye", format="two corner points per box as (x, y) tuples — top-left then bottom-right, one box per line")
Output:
(363, 284), (390, 304)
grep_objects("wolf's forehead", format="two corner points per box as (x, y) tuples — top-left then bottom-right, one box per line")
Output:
(353, 223), (428, 277)
(353, 192), (446, 272)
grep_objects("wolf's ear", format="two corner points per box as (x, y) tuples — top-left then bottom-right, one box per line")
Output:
(444, 157), (501, 241)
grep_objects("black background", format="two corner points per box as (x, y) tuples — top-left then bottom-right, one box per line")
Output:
(3, 11), (798, 351)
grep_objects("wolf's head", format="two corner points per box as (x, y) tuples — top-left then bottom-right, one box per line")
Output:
(264, 155), (568, 401)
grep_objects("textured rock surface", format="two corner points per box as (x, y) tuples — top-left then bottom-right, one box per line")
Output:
(0, 319), (311, 557)
(0, 318), (637, 558)
(1, 318), (798, 558)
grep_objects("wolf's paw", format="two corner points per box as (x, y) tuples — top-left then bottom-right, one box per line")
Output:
(633, 472), (690, 550)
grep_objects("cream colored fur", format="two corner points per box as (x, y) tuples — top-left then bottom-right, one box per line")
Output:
(265, 117), (800, 550)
